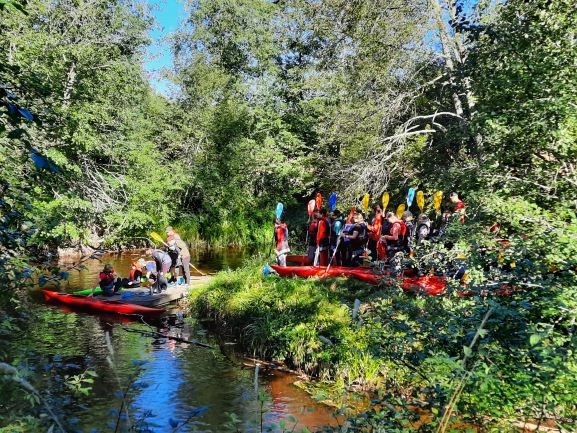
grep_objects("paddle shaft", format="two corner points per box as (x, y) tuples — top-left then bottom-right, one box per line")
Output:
(325, 235), (342, 273)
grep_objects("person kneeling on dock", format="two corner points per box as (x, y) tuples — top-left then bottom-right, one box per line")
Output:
(122, 261), (142, 288)
(99, 264), (122, 296)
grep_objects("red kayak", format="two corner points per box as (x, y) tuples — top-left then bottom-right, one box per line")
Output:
(272, 265), (374, 279)
(400, 276), (447, 296)
(270, 265), (445, 295)
(42, 290), (165, 317)
(286, 255), (310, 266)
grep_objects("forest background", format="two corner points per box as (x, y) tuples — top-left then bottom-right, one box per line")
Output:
(1, 0), (577, 431)
(1, 0), (576, 250)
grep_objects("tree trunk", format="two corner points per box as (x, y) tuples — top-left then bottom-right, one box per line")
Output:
(430, 0), (464, 117)
(62, 59), (77, 109)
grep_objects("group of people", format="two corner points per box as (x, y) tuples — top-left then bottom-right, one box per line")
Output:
(274, 192), (466, 270)
(98, 226), (192, 296)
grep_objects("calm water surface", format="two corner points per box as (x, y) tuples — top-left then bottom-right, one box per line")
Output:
(5, 249), (337, 432)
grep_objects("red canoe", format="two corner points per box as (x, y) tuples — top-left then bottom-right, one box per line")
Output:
(42, 290), (165, 317)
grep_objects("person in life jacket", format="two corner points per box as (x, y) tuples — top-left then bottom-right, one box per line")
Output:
(330, 209), (344, 266)
(307, 215), (319, 266)
(122, 261), (143, 288)
(402, 211), (416, 255)
(366, 205), (383, 262)
(382, 212), (406, 273)
(342, 212), (367, 266)
(99, 264), (122, 296)
(166, 226), (191, 286)
(416, 214), (432, 245)
(315, 208), (331, 266)
(449, 192), (466, 224)
(274, 217), (290, 267)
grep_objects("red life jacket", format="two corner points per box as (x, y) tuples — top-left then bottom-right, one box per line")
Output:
(275, 223), (289, 252)
(367, 213), (382, 241)
(316, 217), (330, 247)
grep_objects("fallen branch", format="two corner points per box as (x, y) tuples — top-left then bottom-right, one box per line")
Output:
(119, 326), (215, 349)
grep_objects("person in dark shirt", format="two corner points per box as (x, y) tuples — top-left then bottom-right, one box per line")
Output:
(342, 212), (367, 266)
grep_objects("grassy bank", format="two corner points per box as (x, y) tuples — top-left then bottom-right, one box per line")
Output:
(188, 259), (577, 431)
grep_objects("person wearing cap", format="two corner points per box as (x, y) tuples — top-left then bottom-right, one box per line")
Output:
(166, 226), (191, 286)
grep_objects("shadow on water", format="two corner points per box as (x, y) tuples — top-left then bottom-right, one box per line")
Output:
(4, 249), (337, 432)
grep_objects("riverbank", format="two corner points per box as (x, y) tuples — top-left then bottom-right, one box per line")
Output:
(187, 260), (576, 431)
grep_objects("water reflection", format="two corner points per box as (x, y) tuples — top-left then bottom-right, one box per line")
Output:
(4, 249), (336, 432)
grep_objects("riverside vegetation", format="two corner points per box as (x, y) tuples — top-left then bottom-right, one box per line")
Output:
(1, 0), (576, 431)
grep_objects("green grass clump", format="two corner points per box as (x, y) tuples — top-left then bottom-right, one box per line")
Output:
(189, 259), (384, 386)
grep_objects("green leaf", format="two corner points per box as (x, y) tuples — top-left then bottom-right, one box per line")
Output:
(530, 334), (541, 346)
(463, 346), (473, 357)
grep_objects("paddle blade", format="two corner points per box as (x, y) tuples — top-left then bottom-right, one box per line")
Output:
(150, 232), (164, 244)
(396, 204), (406, 219)
(346, 207), (356, 224)
(382, 192), (390, 211)
(334, 220), (342, 235)
(434, 191), (443, 212)
(362, 193), (370, 212)
(329, 193), (337, 211)
(406, 187), (415, 207)
(18, 107), (33, 121)
(315, 193), (322, 210)
(307, 199), (315, 216)
(275, 202), (284, 219)
(263, 262), (271, 275)
(416, 191), (425, 211)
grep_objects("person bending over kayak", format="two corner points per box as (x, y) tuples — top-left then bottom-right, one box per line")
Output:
(274, 217), (290, 267)
(315, 208), (331, 266)
(166, 226), (191, 286)
(99, 264), (122, 296)
(144, 248), (171, 293)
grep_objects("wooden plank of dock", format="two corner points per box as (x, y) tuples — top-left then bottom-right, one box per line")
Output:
(93, 275), (212, 308)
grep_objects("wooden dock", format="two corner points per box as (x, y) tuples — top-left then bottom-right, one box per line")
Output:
(93, 275), (212, 308)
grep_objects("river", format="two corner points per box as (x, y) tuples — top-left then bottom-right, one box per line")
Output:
(4, 250), (338, 433)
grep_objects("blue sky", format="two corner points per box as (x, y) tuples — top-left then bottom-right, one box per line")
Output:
(144, 0), (187, 97)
